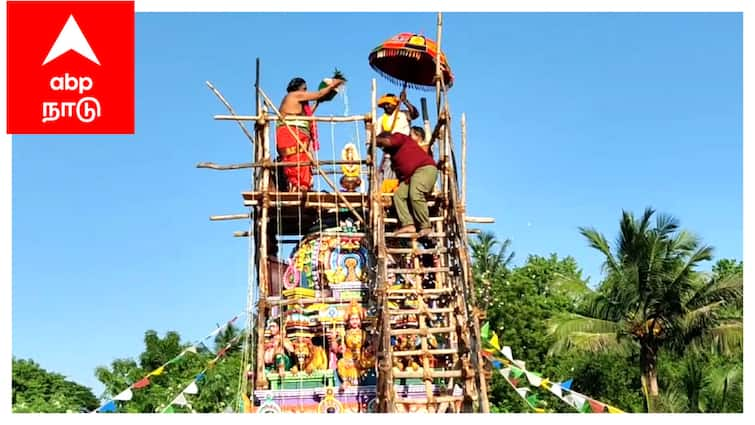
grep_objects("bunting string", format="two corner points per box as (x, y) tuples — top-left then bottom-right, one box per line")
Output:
(93, 312), (245, 413)
(480, 322), (625, 413)
(159, 333), (243, 413)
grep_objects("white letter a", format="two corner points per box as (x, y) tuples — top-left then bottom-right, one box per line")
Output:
(43, 15), (100, 66)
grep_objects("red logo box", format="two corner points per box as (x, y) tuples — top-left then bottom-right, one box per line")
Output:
(6, 1), (134, 134)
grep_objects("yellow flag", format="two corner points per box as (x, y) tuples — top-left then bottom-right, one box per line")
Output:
(607, 406), (624, 413)
(489, 332), (500, 351)
(149, 366), (165, 376)
(540, 378), (551, 389)
(242, 392), (253, 413)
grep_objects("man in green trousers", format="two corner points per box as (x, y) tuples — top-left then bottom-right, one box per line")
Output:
(375, 126), (438, 237)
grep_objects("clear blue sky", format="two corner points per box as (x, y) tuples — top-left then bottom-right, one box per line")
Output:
(12, 12), (742, 397)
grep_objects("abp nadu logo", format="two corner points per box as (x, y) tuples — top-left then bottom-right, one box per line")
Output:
(6, 1), (134, 135)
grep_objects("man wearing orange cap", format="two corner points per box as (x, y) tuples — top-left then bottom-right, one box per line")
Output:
(375, 91), (419, 194)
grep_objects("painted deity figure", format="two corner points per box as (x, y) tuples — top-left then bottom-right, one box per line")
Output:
(263, 321), (293, 376)
(329, 300), (367, 387)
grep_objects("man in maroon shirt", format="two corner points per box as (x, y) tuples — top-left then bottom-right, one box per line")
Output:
(376, 127), (438, 237)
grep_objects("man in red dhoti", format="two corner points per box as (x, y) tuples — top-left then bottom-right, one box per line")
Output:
(276, 77), (344, 192)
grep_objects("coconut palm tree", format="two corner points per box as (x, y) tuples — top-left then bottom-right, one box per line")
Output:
(547, 208), (742, 412)
(469, 231), (515, 305)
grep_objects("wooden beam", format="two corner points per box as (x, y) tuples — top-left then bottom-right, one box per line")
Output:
(214, 113), (370, 123)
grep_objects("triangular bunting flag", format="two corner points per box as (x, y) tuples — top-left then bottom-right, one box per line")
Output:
(515, 387), (529, 398)
(133, 377), (150, 389)
(540, 378), (551, 389)
(491, 360), (502, 369)
(208, 325), (224, 338)
(196, 372), (206, 382)
(166, 354), (185, 365)
(164, 405), (176, 413)
(183, 381), (199, 395)
(481, 322), (490, 341)
(499, 368), (511, 379)
(171, 393), (189, 407)
(489, 332), (500, 350)
(509, 377), (519, 387)
(580, 402), (592, 413)
(148, 366), (165, 376)
(217, 347), (229, 357)
(589, 399), (606, 413)
(511, 367), (524, 378)
(607, 406), (624, 413)
(98, 400), (117, 413)
(501, 346), (513, 361)
(549, 383), (563, 398)
(113, 388), (133, 401)
(571, 394), (586, 409)
(513, 359), (526, 369)
(561, 378), (573, 390)
(526, 394), (539, 407)
(183, 346), (198, 354)
(525, 371), (542, 387)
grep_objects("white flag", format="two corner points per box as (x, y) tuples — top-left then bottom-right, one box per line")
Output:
(549, 383), (563, 398)
(570, 394), (586, 409)
(515, 387), (529, 398)
(171, 393), (189, 407)
(183, 381), (199, 395)
(113, 388), (133, 401)
(513, 359), (526, 369)
(183, 346), (198, 355)
(501, 346), (514, 360)
(525, 371), (542, 387)
(499, 368), (512, 379)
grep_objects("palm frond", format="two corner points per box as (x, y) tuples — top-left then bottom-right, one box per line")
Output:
(547, 313), (623, 355)
(579, 227), (620, 275)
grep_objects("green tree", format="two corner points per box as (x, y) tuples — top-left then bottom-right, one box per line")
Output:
(712, 258), (743, 281)
(12, 357), (99, 413)
(548, 208), (742, 412)
(470, 231), (514, 306)
(95, 327), (244, 413)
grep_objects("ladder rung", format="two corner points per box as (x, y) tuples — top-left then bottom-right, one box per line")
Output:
(385, 232), (446, 238)
(392, 348), (458, 357)
(387, 287), (453, 295)
(392, 369), (462, 378)
(386, 247), (448, 254)
(389, 307), (454, 315)
(391, 326), (454, 336)
(384, 217), (443, 223)
(388, 267), (450, 274)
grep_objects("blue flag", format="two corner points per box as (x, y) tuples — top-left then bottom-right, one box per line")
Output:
(492, 360), (503, 369)
(98, 400), (117, 413)
(561, 378), (573, 390)
(196, 372), (206, 382)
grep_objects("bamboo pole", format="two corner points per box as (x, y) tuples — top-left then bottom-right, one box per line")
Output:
(206, 81), (255, 145)
(257, 88), (365, 225)
(197, 159), (367, 170)
(214, 114), (369, 123)
(211, 213), (249, 221)
(254, 104), (272, 390)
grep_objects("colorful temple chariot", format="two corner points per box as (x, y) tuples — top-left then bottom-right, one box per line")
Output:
(201, 14), (492, 413)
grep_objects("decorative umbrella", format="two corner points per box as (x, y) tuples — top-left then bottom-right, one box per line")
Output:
(368, 32), (454, 90)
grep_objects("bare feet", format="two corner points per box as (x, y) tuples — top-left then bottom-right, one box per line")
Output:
(394, 225), (417, 235)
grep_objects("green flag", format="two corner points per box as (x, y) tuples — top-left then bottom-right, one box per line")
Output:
(481, 322), (490, 341)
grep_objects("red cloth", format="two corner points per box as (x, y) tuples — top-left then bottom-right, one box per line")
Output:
(276, 125), (313, 190)
(382, 133), (436, 182)
(303, 103), (319, 151)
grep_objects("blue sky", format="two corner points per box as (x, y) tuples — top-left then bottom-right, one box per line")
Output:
(12, 12), (742, 397)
